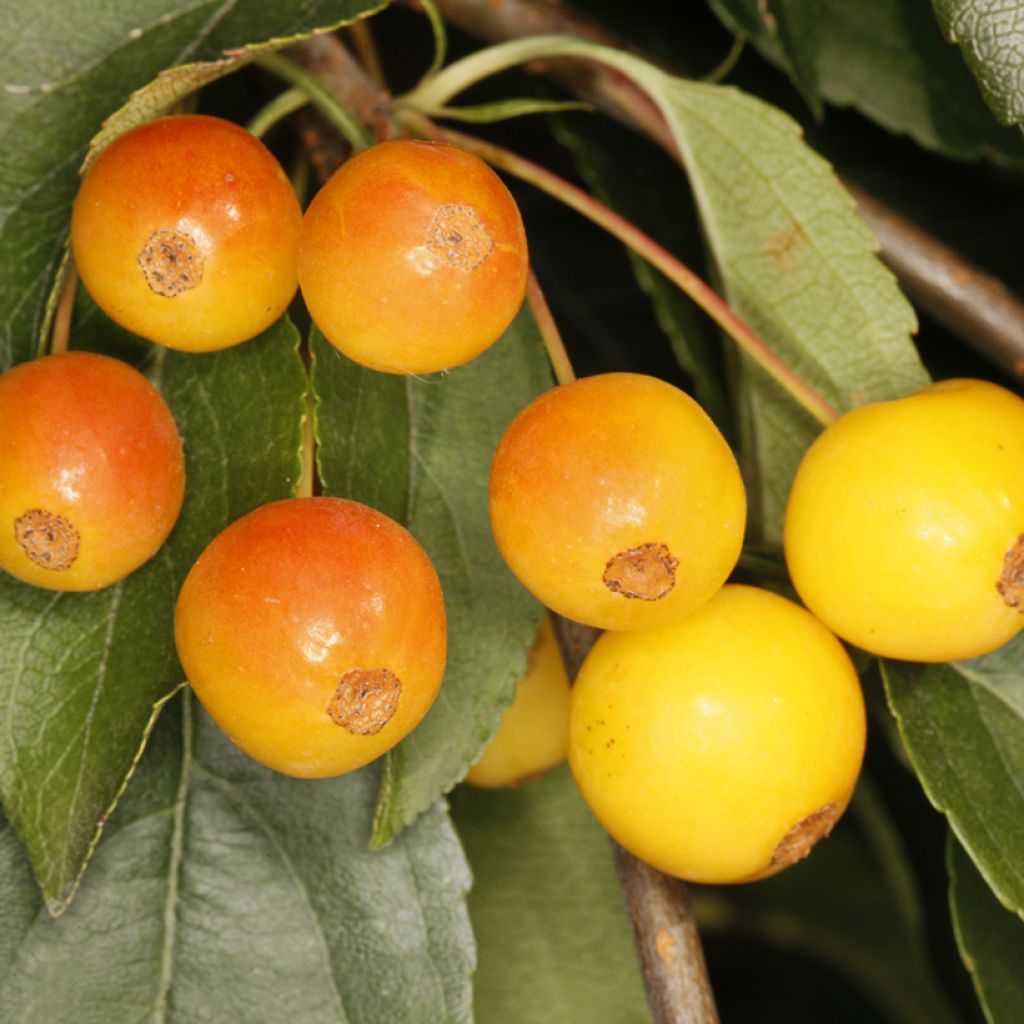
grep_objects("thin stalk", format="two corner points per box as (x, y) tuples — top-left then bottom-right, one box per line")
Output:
(296, 387), (316, 499)
(49, 265), (78, 355)
(525, 270), (575, 385)
(245, 87), (309, 140)
(404, 113), (838, 425)
(255, 52), (373, 151)
(344, 19), (388, 88)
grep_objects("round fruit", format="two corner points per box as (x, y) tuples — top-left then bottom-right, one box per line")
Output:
(297, 138), (528, 375)
(568, 585), (866, 884)
(71, 114), (302, 352)
(488, 372), (746, 631)
(784, 378), (1024, 662)
(174, 497), (447, 778)
(465, 614), (571, 788)
(0, 351), (185, 590)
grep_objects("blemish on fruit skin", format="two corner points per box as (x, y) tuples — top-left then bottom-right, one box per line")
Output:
(327, 667), (402, 735)
(997, 534), (1024, 610)
(138, 228), (204, 296)
(15, 509), (80, 571)
(771, 802), (839, 868)
(603, 542), (678, 600)
(426, 204), (493, 270)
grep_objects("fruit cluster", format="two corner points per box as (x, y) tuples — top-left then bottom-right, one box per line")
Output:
(3, 111), (1022, 889)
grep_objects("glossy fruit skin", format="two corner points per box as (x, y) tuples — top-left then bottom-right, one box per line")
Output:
(71, 114), (301, 352)
(465, 614), (570, 788)
(784, 379), (1024, 662)
(0, 351), (185, 591)
(569, 585), (866, 884)
(297, 139), (528, 375)
(489, 373), (746, 631)
(174, 497), (447, 779)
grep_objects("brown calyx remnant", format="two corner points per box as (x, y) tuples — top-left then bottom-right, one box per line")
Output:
(15, 510), (80, 571)
(997, 534), (1024, 610)
(426, 204), (493, 270)
(138, 229), (204, 296)
(603, 542), (678, 601)
(771, 802), (839, 868)
(327, 668), (402, 735)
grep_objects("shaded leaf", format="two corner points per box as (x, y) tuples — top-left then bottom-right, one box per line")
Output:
(816, 0), (1024, 164)
(949, 835), (1024, 1023)
(0, 692), (475, 1023)
(0, 0), (382, 370)
(705, 0), (823, 112)
(709, 0), (1024, 164)
(450, 765), (649, 1024)
(0, 317), (307, 913)
(933, 0), (1024, 126)
(693, 778), (960, 1024)
(883, 633), (1024, 917)
(310, 313), (553, 846)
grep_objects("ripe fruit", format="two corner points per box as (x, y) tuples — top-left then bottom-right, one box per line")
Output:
(297, 138), (528, 375)
(174, 497), (447, 779)
(489, 372), (746, 631)
(465, 614), (571, 788)
(784, 378), (1024, 662)
(71, 114), (302, 352)
(568, 585), (866, 884)
(0, 351), (185, 591)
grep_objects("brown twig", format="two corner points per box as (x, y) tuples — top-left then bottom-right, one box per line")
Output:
(406, 0), (1024, 382)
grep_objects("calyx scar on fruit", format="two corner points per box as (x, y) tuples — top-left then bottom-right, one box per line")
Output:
(784, 378), (1024, 662)
(0, 351), (185, 591)
(71, 114), (302, 352)
(174, 497), (447, 779)
(488, 372), (746, 631)
(297, 138), (529, 375)
(568, 585), (866, 884)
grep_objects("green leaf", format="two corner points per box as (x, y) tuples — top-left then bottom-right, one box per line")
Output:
(0, 692), (475, 1023)
(816, 0), (1024, 164)
(694, 778), (960, 1024)
(450, 765), (649, 1024)
(650, 76), (926, 539)
(949, 835), (1024, 1023)
(0, 317), (307, 913)
(933, 0), (1024, 127)
(883, 633), (1024, 917)
(708, 0), (1024, 164)
(549, 114), (733, 436)
(705, 0), (823, 113)
(310, 313), (554, 846)
(0, 0), (383, 371)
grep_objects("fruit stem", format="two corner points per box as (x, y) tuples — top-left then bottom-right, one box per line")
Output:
(245, 87), (309, 140)
(255, 52), (374, 152)
(525, 270), (575, 385)
(49, 264), (78, 356)
(402, 112), (839, 426)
